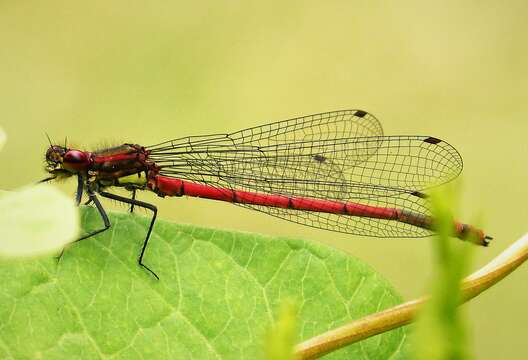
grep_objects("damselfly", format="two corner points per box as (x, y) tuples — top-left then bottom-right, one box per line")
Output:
(42, 110), (491, 279)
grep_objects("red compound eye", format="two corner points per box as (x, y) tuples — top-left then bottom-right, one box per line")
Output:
(63, 150), (90, 171)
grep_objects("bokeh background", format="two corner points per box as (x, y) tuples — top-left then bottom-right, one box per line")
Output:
(1, 1), (527, 358)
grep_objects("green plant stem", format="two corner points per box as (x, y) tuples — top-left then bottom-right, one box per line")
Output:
(295, 233), (528, 360)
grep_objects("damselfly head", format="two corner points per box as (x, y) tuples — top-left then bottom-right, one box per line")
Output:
(45, 145), (69, 175)
(45, 145), (92, 176)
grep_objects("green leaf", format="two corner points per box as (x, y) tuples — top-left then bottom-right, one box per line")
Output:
(411, 189), (473, 360)
(0, 207), (408, 359)
(0, 185), (79, 257)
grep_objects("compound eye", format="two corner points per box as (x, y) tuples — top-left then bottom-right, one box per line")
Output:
(47, 152), (61, 163)
(46, 146), (66, 163)
(61, 150), (90, 172)
(63, 150), (89, 167)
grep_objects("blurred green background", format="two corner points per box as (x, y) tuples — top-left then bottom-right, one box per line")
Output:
(1, 1), (526, 358)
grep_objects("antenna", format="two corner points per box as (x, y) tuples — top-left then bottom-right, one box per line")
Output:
(45, 132), (53, 147)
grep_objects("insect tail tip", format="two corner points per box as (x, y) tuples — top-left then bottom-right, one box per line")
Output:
(483, 235), (493, 246)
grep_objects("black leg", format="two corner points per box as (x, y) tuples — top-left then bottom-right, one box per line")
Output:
(75, 175), (84, 206)
(57, 191), (111, 261)
(38, 176), (56, 184)
(76, 191), (111, 241)
(129, 189), (136, 213)
(99, 191), (159, 280)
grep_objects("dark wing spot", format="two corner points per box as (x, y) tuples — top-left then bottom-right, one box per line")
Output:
(423, 137), (442, 144)
(313, 154), (327, 162)
(354, 110), (367, 118)
(411, 191), (428, 199)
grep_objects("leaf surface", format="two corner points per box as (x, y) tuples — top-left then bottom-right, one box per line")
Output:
(0, 207), (409, 359)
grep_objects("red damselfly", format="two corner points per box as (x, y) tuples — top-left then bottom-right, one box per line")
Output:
(42, 110), (491, 279)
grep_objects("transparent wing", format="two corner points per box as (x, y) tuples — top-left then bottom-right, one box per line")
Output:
(148, 109), (390, 200)
(203, 135), (461, 200)
(146, 109), (462, 237)
(148, 109), (383, 149)
(226, 109), (383, 145)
